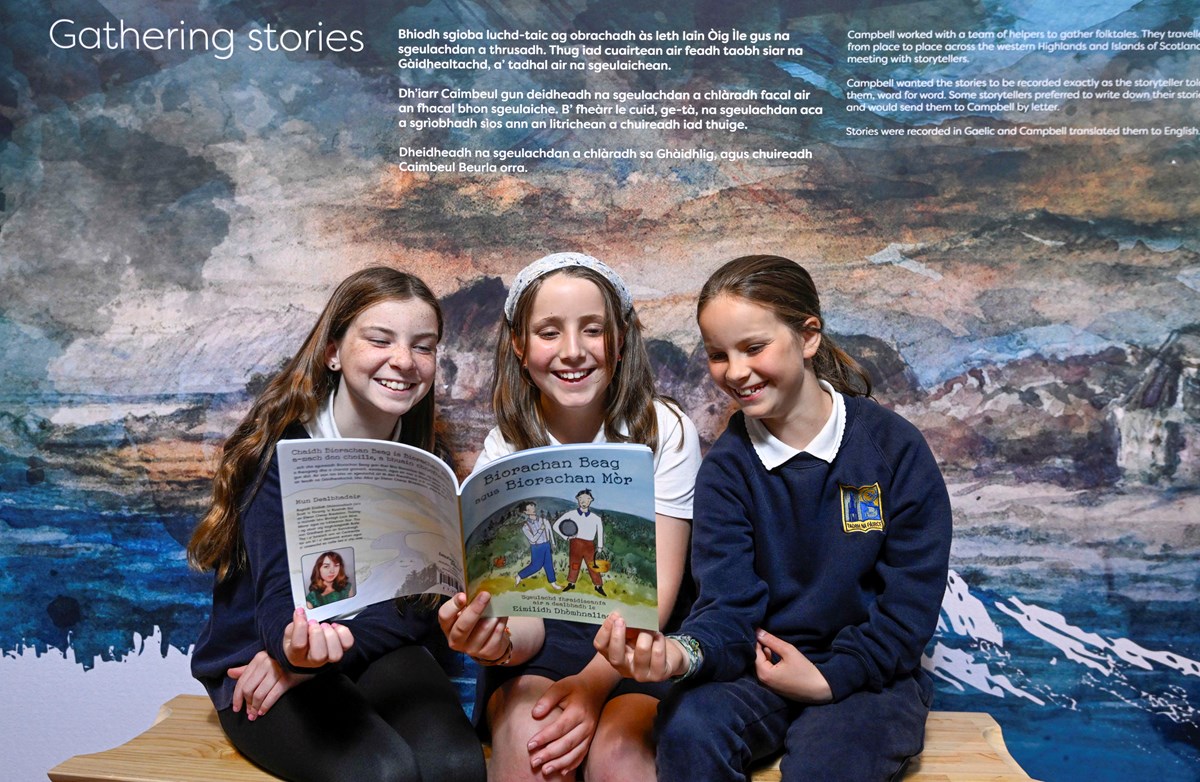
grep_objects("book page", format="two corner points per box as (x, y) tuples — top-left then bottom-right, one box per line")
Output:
(459, 443), (659, 629)
(278, 438), (465, 621)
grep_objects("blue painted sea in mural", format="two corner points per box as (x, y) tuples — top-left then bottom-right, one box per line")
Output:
(4, 391), (1198, 782)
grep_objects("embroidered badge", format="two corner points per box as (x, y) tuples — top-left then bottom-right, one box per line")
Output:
(840, 483), (885, 533)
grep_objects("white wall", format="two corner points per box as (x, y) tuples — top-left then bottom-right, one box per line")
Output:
(2, 630), (201, 782)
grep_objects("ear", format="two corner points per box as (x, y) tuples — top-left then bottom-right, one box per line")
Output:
(800, 317), (822, 360)
(510, 332), (525, 364)
(325, 339), (341, 370)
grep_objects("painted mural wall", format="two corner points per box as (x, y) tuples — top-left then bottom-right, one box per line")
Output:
(1, 1), (1197, 780)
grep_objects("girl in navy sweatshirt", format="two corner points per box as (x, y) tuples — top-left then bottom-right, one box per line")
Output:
(188, 267), (485, 782)
(595, 254), (952, 781)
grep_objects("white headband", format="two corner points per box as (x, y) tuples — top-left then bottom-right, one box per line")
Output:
(503, 252), (634, 323)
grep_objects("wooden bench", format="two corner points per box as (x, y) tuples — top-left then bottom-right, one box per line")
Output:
(48, 694), (1039, 781)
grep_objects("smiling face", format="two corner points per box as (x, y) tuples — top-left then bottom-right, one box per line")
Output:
(698, 293), (826, 447)
(515, 273), (616, 439)
(326, 297), (439, 440)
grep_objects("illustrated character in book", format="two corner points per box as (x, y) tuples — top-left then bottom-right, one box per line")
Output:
(515, 501), (562, 590)
(554, 489), (606, 596)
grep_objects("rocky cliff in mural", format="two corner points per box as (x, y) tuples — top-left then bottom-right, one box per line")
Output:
(1114, 326), (1200, 488)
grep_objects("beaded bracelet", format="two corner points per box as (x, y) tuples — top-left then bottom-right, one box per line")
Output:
(473, 627), (513, 667)
(666, 633), (703, 680)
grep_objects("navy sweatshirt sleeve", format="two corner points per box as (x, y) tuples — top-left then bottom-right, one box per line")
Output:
(813, 408), (952, 700)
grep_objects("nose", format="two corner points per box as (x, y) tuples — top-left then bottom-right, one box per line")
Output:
(558, 329), (586, 362)
(390, 346), (415, 371)
(725, 354), (751, 384)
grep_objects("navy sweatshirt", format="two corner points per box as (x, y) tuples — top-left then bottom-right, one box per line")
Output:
(190, 424), (433, 711)
(681, 396), (952, 702)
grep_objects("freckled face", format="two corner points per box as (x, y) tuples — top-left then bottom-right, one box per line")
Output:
(326, 298), (439, 440)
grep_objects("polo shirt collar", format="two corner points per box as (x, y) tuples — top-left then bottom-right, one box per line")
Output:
(746, 380), (845, 469)
(304, 389), (403, 442)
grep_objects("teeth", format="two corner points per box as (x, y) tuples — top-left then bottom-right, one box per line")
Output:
(556, 370), (591, 381)
(734, 383), (765, 398)
(378, 379), (413, 391)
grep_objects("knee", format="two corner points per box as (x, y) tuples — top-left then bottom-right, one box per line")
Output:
(655, 692), (712, 768)
(584, 744), (652, 782)
(586, 723), (654, 782)
(656, 684), (758, 775)
(656, 686), (722, 746)
(408, 713), (485, 781)
(486, 682), (559, 781)
(420, 744), (487, 782)
(327, 752), (421, 782)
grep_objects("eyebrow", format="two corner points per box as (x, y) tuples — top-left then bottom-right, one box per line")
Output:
(359, 325), (439, 341)
(531, 312), (606, 326)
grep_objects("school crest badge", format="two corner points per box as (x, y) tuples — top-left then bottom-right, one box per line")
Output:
(840, 483), (885, 533)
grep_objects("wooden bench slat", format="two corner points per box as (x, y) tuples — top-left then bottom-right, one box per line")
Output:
(48, 695), (1040, 782)
(49, 696), (269, 782)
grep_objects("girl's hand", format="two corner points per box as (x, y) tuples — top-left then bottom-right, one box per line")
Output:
(753, 628), (833, 703)
(593, 612), (685, 681)
(282, 607), (355, 668)
(438, 591), (511, 661)
(526, 674), (608, 777)
(228, 651), (313, 720)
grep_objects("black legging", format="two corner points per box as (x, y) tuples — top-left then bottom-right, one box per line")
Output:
(218, 645), (486, 782)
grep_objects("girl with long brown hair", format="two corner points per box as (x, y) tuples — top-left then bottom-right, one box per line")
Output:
(188, 266), (485, 782)
(439, 252), (702, 781)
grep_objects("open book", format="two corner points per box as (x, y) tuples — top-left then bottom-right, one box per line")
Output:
(278, 438), (658, 629)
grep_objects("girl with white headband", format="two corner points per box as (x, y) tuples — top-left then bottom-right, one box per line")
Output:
(439, 252), (701, 781)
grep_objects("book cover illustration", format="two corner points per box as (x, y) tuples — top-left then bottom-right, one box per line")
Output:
(461, 444), (658, 630)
